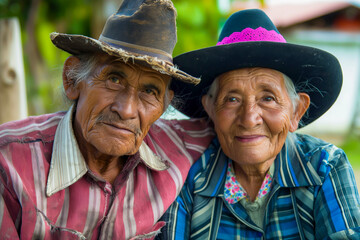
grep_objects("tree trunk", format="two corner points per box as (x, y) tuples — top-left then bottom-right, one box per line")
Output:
(0, 18), (28, 124)
(25, 0), (47, 114)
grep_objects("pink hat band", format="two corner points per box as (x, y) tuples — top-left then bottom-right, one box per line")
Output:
(217, 27), (286, 45)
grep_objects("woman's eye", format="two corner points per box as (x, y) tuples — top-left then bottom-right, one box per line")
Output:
(263, 96), (275, 102)
(227, 97), (237, 102)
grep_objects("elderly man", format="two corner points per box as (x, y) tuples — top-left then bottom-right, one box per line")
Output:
(0, 1), (214, 239)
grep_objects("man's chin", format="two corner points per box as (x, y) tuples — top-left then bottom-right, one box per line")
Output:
(92, 138), (140, 157)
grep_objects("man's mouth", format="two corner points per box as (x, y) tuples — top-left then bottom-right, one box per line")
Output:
(102, 122), (135, 134)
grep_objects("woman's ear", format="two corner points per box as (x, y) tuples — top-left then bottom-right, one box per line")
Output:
(289, 93), (310, 132)
(201, 95), (214, 120)
(63, 56), (81, 100)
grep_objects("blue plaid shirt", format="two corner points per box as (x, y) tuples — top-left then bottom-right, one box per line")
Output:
(158, 133), (360, 240)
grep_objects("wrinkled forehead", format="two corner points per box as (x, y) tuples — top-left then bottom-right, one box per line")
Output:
(217, 67), (285, 89)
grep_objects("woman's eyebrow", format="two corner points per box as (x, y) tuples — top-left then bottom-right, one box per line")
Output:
(257, 82), (281, 91)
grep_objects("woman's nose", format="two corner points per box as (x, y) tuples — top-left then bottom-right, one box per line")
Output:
(238, 102), (262, 128)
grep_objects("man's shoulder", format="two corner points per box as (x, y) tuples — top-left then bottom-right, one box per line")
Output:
(0, 111), (66, 148)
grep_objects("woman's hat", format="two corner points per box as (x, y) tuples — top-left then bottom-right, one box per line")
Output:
(171, 9), (343, 127)
(50, 0), (199, 84)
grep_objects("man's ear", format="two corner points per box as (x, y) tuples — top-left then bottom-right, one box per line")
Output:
(63, 56), (81, 100)
(168, 89), (174, 103)
(201, 95), (214, 120)
(163, 89), (174, 112)
(289, 93), (310, 132)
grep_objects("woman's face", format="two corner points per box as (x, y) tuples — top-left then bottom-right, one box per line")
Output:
(203, 68), (308, 167)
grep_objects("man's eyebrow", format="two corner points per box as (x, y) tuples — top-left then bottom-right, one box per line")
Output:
(109, 70), (127, 78)
(143, 83), (161, 93)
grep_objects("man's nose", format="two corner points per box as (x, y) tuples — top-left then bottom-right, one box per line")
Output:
(110, 89), (138, 120)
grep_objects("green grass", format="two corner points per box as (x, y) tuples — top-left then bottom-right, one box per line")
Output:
(340, 136), (360, 169)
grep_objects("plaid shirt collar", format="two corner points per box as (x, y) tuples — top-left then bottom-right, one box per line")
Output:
(194, 134), (323, 198)
(46, 104), (167, 197)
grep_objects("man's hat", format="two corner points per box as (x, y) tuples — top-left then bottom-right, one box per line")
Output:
(50, 0), (200, 84)
(171, 9), (343, 127)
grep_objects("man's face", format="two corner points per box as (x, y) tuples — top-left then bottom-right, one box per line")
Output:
(65, 55), (172, 157)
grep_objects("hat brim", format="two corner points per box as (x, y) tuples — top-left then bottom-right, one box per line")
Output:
(171, 41), (342, 127)
(50, 33), (200, 85)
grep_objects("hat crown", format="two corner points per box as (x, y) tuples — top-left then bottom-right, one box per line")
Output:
(100, 0), (177, 62)
(218, 9), (280, 42)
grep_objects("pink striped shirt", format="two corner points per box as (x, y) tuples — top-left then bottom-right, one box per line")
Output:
(0, 106), (214, 239)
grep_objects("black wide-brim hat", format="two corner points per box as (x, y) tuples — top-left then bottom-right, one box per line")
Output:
(171, 9), (343, 127)
(50, 0), (200, 85)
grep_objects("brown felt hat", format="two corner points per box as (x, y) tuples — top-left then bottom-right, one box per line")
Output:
(50, 0), (200, 84)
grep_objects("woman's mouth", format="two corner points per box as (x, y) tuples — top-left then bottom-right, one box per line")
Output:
(235, 135), (265, 143)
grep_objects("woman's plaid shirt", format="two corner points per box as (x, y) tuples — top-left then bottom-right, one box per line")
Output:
(159, 134), (360, 240)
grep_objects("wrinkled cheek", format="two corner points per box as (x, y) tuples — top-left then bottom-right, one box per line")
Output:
(267, 112), (291, 133)
(213, 125), (231, 153)
(266, 113), (290, 149)
(136, 123), (153, 144)
(274, 125), (291, 154)
(213, 124), (225, 141)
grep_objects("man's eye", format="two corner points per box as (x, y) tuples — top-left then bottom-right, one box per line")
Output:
(110, 76), (120, 84)
(105, 75), (124, 90)
(144, 88), (156, 95)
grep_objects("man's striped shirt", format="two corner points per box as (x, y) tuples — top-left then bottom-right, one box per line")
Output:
(0, 106), (214, 239)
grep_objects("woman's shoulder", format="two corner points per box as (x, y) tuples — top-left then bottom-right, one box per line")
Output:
(186, 138), (221, 180)
(292, 132), (348, 173)
(292, 132), (342, 155)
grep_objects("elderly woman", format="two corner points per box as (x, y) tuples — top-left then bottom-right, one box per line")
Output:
(158, 9), (360, 239)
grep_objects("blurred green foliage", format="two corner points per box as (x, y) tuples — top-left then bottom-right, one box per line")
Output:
(341, 136), (360, 168)
(0, 0), (224, 115)
(173, 0), (223, 56)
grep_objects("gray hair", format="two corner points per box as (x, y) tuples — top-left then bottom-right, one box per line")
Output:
(63, 54), (173, 110)
(64, 54), (98, 88)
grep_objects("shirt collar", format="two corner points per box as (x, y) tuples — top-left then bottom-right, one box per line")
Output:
(224, 161), (274, 204)
(274, 132), (323, 188)
(193, 141), (227, 197)
(46, 105), (168, 197)
(194, 134), (323, 198)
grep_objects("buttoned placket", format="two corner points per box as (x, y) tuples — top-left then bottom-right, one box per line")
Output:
(90, 154), (141, 239)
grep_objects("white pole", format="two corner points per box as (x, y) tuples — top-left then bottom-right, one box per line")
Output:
(0, 18), (28, 124)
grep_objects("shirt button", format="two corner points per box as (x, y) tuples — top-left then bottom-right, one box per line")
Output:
(247, 203), (260, 211)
